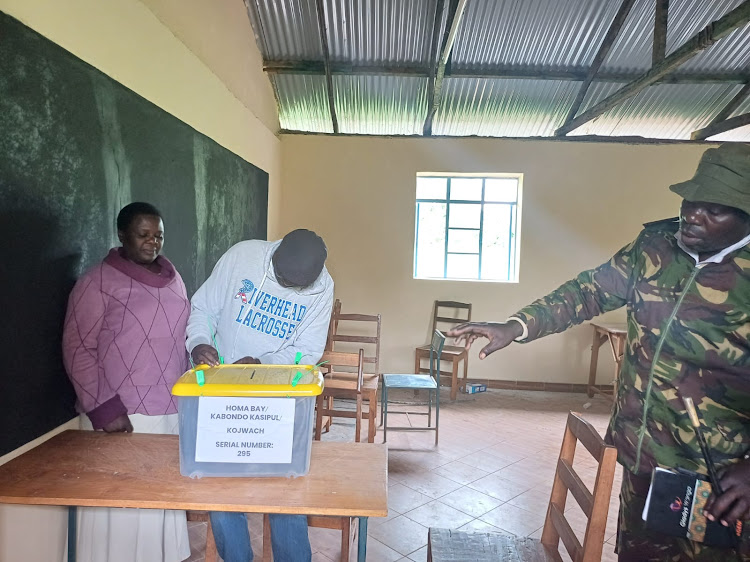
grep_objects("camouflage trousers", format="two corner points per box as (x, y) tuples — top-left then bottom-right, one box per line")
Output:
(617, 470), (749, 561)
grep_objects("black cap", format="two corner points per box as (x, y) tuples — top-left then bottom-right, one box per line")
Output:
(273, 229), (327, 287)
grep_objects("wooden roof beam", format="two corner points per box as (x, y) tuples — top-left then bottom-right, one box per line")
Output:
(555, 0), (750, 136)
(423, 0), (469, 136)
(425, 0), (446, 132)
(708, 82), (750, 126)
(262, 61), (748, 85)
(691, 111), (750, 140)
(314, 0), (338, 133)
(557, 0), (637, 136)
(653, 0), (669, 65)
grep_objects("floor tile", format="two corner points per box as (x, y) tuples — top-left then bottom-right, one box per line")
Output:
(361, 536), (404, 562)
(386, 483), (432, 514)
(480, 502), (547, 537)
(467, 472), (529, 502)
(457, 519), (503, 534)
(396, 470), (463, 499)
(403, 500), (474, 529)
(506, 487), (553, 515)
(406, 544), (429, 562)
(437, 486), (503, 518)
(367, 515), (429, 556)
(457, 449), (518, 472)
(432, 459), (489, 485)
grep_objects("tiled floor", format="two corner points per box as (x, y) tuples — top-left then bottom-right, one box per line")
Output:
(186, 388), (621, 561)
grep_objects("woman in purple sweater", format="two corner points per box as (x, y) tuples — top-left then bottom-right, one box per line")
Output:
(62, 202), (190, 562)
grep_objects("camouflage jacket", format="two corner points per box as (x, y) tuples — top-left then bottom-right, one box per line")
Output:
(513, 219), (750, 476)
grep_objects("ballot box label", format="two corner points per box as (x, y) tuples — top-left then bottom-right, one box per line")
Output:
(195, 397), (296, 463)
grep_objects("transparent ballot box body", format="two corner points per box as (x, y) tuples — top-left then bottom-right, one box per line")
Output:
(171, 364), (323, 478)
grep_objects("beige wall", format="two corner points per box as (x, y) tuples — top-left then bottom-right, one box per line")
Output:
(279, 135), (711, 385)
(141, 0), (280, 135)
(0, 0), (280, 559)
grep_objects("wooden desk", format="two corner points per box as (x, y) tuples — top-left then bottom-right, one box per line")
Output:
(0, 430), (388, 562)
(587, 322), (627, 399)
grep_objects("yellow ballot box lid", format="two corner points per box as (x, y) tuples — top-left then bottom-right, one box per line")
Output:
(172, 364), (324, 397)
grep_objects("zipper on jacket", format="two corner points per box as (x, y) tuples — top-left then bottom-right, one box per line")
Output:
(633, 264), (702, 470)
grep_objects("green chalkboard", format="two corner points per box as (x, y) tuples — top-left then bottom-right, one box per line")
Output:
(0, 11), (268, 456)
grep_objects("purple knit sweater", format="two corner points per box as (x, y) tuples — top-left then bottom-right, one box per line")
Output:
(62, 248), (189, 429)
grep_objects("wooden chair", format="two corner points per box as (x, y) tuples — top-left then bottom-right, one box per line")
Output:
(415, 301), (471, 400)
(309, 347), (365, 561)
(322, 303), (382, 443)
(382, 330), (445, 445)
(426, 412), (618, 562)
(314, 349), (365, 442)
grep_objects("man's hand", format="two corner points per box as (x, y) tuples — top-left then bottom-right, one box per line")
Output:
(101, 414), (133, 433)
(704, 459), (750, 526)
(192, 344), (220, 366)
(234, 356), (261, 365)
(446, 321), (523, 359)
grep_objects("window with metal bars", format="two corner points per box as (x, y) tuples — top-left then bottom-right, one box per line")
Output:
(413, 174), (522, 282)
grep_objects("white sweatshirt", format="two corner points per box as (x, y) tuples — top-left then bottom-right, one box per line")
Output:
(186, 240), (334, 365)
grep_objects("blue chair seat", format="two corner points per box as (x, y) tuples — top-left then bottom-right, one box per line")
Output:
(381, 330), (445, 446)
(383, 374), (437, 389)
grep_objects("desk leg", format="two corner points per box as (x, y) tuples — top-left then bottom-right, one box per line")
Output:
(68, 506), (77, 562)
(587, 330), (603, 398)
(357, 517), (368, 562)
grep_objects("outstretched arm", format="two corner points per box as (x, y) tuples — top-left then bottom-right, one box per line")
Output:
(447, 321), (523, 359)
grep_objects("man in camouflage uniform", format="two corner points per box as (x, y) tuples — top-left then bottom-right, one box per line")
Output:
(448, 143), (750, 561)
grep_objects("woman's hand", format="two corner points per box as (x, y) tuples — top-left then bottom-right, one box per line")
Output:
(704, 459), (750, 526)
(234, 356), (261, 365)
(446, 321), (523, 359)
(192, 344), (220, 366)
(101, 414), (133, 433)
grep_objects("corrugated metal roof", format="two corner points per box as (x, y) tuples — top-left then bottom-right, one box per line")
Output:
(435, 78), (580, 137)
(570, 83), (740, 139)
(712, 94), (750, 141)
(602, 0), (748, 73)
(249, 0), (750, 141)
(325, 0), (438, 65)
(249, 0), (322, 59)
(452, 0), (622, 69)
(271, 74), (333, 133)
(334, 75), (428, 134)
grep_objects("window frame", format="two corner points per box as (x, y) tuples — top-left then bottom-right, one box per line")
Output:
(413, 173), (523, 283)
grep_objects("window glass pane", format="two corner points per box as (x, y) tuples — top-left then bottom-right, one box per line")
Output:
(448, 203), (480, 228)
(481, 204), (513, 281)
(415, 202), (446, 278)
(447, 229), (479, 253)
(416, 177), (447, 200)
(450, 178), (482, 201)
(485, 178), (518, 203)
(447, 254), (479, 279)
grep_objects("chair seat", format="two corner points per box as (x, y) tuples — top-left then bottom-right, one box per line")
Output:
(416, 344), (467, 357)
(383, 374), (437, 389)
(326, 371), (378, 390)
(427, 528), (561, 562)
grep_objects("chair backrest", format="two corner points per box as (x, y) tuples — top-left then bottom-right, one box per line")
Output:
(320, 349), (364, 390)
(540, 412), (618, 562)
(431, 301), (472, 335)
(326, 300), (381, 375)
(325, 298), (343, 351)
(428, 330), (446, 382)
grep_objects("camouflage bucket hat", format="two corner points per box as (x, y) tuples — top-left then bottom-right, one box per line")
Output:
(669, 143), (750, 215)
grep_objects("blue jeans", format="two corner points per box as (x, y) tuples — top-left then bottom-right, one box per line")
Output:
(209, 512), (311, 562)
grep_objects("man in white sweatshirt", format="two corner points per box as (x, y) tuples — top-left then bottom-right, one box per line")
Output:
(186, 229), (334, 562)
